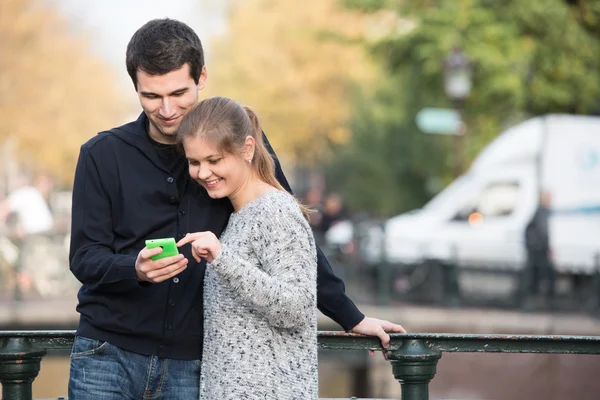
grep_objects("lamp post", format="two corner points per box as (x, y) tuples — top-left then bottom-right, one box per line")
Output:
(443, 47), (473, 177)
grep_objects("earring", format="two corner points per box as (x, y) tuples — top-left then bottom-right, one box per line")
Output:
(247, 159), (252, 163)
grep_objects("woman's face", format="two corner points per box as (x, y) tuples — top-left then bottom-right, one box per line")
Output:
(183, 136), (251, 201)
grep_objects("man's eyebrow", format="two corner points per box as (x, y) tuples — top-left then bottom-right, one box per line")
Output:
(140, 91), (158, 97)
(170, 87), (189, 95)
(140, 87), (189, 97)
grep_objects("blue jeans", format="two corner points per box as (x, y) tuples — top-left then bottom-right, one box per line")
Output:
(68, 336), (200, 399)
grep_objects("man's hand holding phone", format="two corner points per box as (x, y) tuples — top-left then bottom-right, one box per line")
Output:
(136, 238), (189, 283)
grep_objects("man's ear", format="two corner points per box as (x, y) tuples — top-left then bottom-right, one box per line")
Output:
(198, 66), (208, 91)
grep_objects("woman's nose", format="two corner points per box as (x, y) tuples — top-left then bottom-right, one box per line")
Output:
(198, 163), (211, 180)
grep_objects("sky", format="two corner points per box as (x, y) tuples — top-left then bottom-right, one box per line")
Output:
(51, 0), (229, 88)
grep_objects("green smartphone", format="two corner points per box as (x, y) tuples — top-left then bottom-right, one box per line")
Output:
(145, 237), (180, 261)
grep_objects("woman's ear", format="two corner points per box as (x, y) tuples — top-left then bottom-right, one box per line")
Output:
(243, 136), (256, 162)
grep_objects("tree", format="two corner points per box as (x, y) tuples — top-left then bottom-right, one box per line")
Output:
(204, 0), (376, 166)
(377, 0), (600, 117)
(323, 72), (448, 217)
(325, 0), (600, 217)
(1, 0), (133, 185)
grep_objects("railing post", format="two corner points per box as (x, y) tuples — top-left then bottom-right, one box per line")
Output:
(387, 339), (441, 400)
(445, 244), (460, 307)
(594, 252), (600, 315)
(12, 237), (24, 302)
(0, 336), (46, 400)
(377, 221), (392, 306)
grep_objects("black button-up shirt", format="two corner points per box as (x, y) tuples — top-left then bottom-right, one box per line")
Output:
(69, 113), (363, 360)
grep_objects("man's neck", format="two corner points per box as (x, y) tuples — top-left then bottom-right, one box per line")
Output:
(148, 121), (177, 145)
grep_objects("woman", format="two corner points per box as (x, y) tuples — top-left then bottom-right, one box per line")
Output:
(176, 97), (318, 399)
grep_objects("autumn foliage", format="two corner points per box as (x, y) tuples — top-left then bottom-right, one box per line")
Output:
(204, 0), (376, 165)
(1, 0), (132, 185)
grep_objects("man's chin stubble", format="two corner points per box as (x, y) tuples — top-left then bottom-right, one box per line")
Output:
(151, 120), (178, 138)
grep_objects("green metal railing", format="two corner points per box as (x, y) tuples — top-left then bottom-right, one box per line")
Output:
(2, 331), (600, 400)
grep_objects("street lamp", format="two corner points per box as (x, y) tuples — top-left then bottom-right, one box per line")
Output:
(443, 47), (473, 104)
(442, 47), (473, 176)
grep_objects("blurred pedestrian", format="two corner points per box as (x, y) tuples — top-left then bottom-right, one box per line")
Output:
(522, 190), (555, 308)
(1, 174), (54, 237)
(319, 192), (347, 234)
(0, 173), (54, 296)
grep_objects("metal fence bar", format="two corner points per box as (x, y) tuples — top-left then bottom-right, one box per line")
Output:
(318, 332), (600, 354)
(2, 331), (600, 400)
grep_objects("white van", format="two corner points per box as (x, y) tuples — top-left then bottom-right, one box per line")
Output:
(377, 114), (600, 276)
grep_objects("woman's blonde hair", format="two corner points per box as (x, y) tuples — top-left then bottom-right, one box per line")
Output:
(177, 96), (312, 217)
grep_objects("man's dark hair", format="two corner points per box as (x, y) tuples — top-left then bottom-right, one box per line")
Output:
(126, 18), (205, 90)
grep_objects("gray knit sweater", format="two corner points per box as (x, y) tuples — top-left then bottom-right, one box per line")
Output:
(200, 190), (318, 399)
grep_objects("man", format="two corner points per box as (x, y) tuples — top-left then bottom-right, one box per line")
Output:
(68, 18), (405, 399)
(1, 174), (54, 239)
(1, 174), (54, 297)
(522, 190), (555, 308)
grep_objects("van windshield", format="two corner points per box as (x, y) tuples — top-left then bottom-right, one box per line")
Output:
(424, 175), (470, 212)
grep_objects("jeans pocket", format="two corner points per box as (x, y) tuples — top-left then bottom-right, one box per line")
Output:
(70, 336), (109, 359)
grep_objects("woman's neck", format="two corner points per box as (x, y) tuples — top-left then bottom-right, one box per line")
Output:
(229, 177), (275, 212)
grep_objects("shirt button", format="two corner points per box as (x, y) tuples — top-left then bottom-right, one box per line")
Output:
(169, 300), (175, 306)
(169, 196), (177, 204)
(165, 325), (172, 330)
(178, 233), (186, 239)
(178, 210), (186, 216)
(159, 345), (165, 350)
(173, 277), (179, 284)
(167, 177), (174, 184)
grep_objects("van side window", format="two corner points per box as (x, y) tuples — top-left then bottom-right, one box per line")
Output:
(452, 182), (521, 222)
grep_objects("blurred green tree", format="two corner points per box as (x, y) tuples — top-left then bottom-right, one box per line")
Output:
(1, 0), (132, 185)
(324, 0), (600, 217)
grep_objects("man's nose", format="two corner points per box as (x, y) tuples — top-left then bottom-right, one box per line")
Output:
(160, 98), (175, 118)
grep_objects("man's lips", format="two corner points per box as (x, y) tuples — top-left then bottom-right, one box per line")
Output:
(158, 116), (179, 126)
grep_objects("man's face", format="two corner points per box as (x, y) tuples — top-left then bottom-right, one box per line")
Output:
(136, 63), (207, 144)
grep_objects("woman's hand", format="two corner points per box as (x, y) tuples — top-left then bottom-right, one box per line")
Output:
(177, 232), (222, 263)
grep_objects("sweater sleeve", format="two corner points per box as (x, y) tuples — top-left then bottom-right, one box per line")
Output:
(208, 194), (317, 329)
